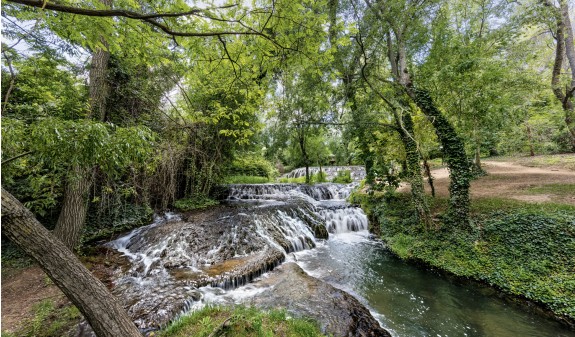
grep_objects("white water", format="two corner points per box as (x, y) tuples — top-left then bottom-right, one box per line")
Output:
(105, 182), (374, 329)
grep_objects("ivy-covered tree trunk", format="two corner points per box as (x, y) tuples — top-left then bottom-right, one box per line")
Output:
(1, 188), (142, 337)
(410, 87), (471, 226)
(396, 111), (431, 228)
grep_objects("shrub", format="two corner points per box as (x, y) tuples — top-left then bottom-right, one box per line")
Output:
(226, 154), (277, 178)
(332, 170), (352, 184)
(174, 195), (219, 211)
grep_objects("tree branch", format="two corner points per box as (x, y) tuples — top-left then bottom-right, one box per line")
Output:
(2, 151), (34, 165)
(1, 51), (17, 112)
(6, 0), (269, 38)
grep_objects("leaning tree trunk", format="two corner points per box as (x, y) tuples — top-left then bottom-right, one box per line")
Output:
(1, 188), (142, 337)
(410, 87), (471, 227)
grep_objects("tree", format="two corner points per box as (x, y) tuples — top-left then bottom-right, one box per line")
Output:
(360, 0), (472, 227)
(540, 0), (575, 150)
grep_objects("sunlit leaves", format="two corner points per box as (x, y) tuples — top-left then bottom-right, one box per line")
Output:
(12, 117), (157, 177)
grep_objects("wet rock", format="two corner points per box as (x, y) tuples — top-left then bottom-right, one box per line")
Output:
(247, 263), (391, 337)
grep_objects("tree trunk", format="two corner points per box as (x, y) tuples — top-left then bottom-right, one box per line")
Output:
(53, 166), (92, 250)
(548, 0), (575, 151)
(88, 0), (112, 122)
(526, 122), (535, 156)
(298, 129), (310, 184)
(1, 188), (142, 337)
(409, 87), (471, 227)
(53, 0), (112, 248)
(559, 0), (575, 151)
(396, 111), (431, 227)
(422, 157), (435, 197)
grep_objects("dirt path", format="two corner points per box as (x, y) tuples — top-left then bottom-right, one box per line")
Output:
(419, 160), (575, 205)
(1, 266), (68, 333)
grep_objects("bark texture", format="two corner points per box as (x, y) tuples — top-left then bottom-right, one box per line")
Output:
(548, 0), (575, 150)
(53, 166), (92, 250)
(1, 188), (142, 337)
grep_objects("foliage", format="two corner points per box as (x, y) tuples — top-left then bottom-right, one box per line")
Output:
(159, 306), (325, 337)
(173, 195), (219, 212)
(1, 117), (156, 218)
(1, 299), (81, 337)
(226, 154), (277, 178)
(375, 192), (575, 319)
(83, 203), (153, 244)
(224, 175), (271, 184)
(332, 170), (352, 184)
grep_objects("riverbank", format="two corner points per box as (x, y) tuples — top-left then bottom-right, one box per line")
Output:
(356, 155), (575, 329)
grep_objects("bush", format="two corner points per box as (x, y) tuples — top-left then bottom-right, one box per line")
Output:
(376, 195), (575, 319)
(332, 170), (352, 184)
(226, 154), (277, 178)
(174, 195), (219, 211)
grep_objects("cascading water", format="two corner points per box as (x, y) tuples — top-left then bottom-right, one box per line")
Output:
(105, 182), (366, 330)
(282, 165), (367, 182)
(102, 181), (573, 337)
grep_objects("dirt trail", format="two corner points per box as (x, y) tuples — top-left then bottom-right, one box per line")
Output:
(1, 266), (68, 333)
(421, 160), (575, 205)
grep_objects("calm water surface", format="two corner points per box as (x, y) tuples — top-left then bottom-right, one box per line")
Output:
(292, 231), (575, 337)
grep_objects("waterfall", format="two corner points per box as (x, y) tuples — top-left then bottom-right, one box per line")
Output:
(319, 207), (368, 233)
(283, 166), (366, 182)
(105, 181), (369, 329)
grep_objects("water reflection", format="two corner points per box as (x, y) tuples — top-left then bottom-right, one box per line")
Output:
(293, 231), (574, 337)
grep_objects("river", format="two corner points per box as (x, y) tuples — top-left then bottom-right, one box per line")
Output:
(107, 182), (575, 336)
(293, 230), (573, 337)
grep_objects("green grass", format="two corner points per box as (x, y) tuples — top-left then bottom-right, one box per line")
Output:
(174, 195), (219, 211)
(371, 192), (575, 320)
(278, 176), (307, 183)
(160, 306), (326, 337)
(224, 175), (271, 184)
(1, 299), (81, 337)
(525, 184), (575, 196)
(470, 196), (575, 214)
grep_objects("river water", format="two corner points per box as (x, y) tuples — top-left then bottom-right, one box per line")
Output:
(293, 230), (574, 337)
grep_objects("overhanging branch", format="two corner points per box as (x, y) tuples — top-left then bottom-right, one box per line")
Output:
(6, 0), (270, 38)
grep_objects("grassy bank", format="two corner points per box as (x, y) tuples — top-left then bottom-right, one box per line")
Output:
(357, 191), (575, 324)
(159, 306), (326, 337)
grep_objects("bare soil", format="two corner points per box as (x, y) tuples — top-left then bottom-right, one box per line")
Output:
(1, 266), (68, 333)
(418, 160), (575, 205)
(2, 155), (574, 334)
